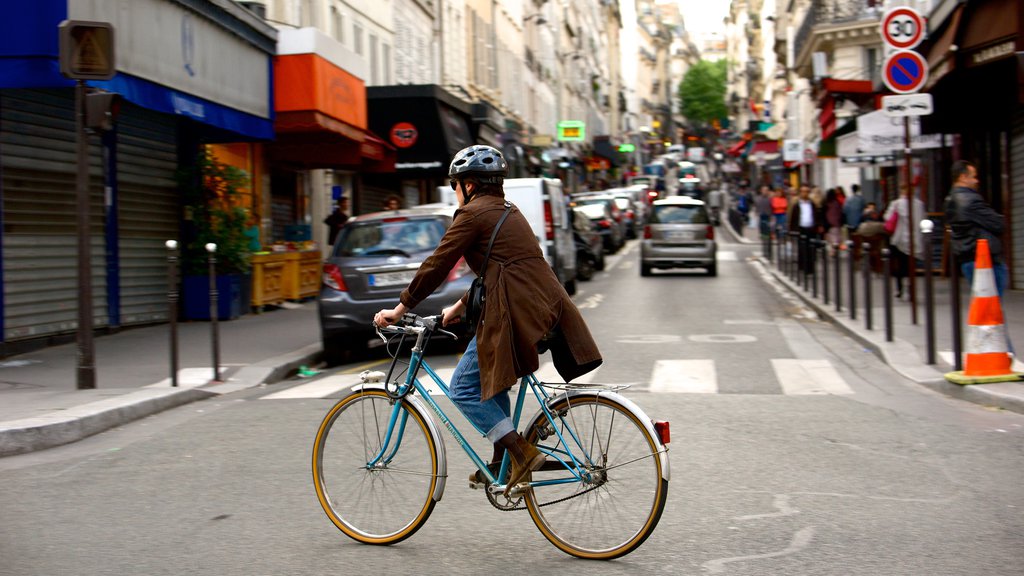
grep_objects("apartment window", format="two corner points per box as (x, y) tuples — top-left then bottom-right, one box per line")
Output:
(370, 34), (379, 85)
(301, 0), (315, 27)
(865, 47), (880, 84)
(382, 43), (391, 84)
(332, 6), (344, 42)
(354, 22), (363, 56)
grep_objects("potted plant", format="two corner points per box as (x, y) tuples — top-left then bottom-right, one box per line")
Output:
(179, 146), (253, 320)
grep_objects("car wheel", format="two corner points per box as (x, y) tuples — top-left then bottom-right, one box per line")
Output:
(564, 277), (577, 296)
(707, 262), (718, 277)
(641, 263), (652, 277)
(576, 252), (595, 281)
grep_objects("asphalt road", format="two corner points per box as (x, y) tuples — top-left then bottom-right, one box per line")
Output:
(2, 234), (1022, 576)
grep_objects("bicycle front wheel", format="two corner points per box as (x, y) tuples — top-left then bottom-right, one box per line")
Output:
(524, 394), (668, 559)
(312, 389), (440, 545)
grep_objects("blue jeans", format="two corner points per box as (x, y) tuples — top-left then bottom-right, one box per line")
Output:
(449, 336), (514, 443)
(961, 261), (1014, 354)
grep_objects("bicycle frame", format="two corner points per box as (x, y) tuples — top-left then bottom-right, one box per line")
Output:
(366, 339), (597, 491)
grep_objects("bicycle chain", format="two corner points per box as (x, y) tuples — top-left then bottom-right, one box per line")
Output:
(485, 479), (605, 512)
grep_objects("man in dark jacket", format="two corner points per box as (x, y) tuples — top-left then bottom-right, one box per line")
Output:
(945, 160), (1007, 297)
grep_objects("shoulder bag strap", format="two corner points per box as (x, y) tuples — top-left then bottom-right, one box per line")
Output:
(480, 201), (513, 281)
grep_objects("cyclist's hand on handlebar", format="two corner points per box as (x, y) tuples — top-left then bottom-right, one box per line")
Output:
(373, 302), (408, 328)
(441, 300), (464, 327)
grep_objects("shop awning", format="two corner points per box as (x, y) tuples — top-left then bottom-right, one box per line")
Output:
(592, 136), (621, 167)
(367, 85), (474, 176)
(726, 139), (749, 157)
(748, 140), (780, 162)
(270, 112), (396, 170)
(922, 3), (965, 91)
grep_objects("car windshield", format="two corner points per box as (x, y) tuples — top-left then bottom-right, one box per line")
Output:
(334, 218), (446, 257)
(651, 204), (708, 224)
(576, 203), (608, 219)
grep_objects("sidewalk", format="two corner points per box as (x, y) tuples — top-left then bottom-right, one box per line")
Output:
(0, 303), (323, 456)
(726, 216), (1024, 415)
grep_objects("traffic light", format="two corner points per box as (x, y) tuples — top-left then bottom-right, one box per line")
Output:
(85, 90), (122, 131)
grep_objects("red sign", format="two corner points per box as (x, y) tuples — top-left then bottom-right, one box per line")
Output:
(881, 7), (925, 50)
(389, 122), (418, 148)
(883, 50), (929, 94)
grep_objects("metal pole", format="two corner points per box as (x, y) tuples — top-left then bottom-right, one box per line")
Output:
(801, 234), (810, 289)
(822, 240), (830, 305)
(848, 240), (857, 320)
(207, 243), (220, 382)
(904, 116), (918, 325)
(882, 248), (893, 342)
(790, 231), (799, 280)
(811, 239), (818, 298)
(922, 221), (936, 364)
(75, 79), (96, 389)
(863, 242), (873, 330)
(167, 240), (179, 387)
(950, 229), (963, 371)
(834, 243), (842, 312)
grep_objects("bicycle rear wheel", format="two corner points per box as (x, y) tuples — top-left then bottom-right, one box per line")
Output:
(312, 389), (440, 545)
(524, 394), (668, 559)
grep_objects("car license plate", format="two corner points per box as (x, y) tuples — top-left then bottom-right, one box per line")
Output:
(668, 231), (694, 241)
(368, 270), (417, 287)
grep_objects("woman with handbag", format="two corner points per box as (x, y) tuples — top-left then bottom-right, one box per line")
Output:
(883, 185), (926, 298)
(374, 145), (602, 492)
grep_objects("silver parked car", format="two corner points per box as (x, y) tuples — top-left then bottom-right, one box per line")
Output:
(640, 196), (717, 277)
(318, 204), (473, 364)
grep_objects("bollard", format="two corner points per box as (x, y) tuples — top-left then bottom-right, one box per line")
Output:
(166, 240), (179, 387)
(834, 243), (842, 312)
(882, 248), (893, 342)
(921, 220), (936, 364)
(950, 230), (963, 371)
(811, 239), (818, 298)
(847, 240), (857, 320)
(822, 240), (830, 305)
(862, 242), (873, 330)
(790, 232), (800, 280)
(207, 242), (220, 383)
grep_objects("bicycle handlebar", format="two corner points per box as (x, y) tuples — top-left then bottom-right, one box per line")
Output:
(374, 313), (457, 341)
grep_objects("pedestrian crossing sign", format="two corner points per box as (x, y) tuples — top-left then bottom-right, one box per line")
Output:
(59, 20), (116, 80)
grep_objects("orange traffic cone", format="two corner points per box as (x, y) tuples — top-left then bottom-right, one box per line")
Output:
(946, 239), (1023, 385)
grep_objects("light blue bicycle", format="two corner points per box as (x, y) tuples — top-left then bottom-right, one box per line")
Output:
(312, 314), (670, 559)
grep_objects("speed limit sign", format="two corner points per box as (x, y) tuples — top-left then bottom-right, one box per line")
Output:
(881, 7), (925, 50)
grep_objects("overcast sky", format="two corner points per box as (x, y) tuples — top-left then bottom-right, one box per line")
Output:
(675, 0), (730, 35)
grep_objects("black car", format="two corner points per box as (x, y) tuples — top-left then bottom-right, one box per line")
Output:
(572, 208), (605, 281)
(572, 195), (626, 253)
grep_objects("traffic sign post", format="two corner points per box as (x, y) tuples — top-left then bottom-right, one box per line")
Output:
(881, 7), (925, 50)
(881, 93), (934, 117)
(883, 50), (929, 94)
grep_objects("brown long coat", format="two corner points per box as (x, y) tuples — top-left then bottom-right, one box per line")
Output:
(400, 194), (602, 401)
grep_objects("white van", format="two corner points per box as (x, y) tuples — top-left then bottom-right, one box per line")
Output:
(503, 178), (578, 295)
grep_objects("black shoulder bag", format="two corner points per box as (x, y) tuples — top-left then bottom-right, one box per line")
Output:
(465, 202), (512, 331)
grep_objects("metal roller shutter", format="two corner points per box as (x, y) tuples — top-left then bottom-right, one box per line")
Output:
(1010, 111), (1024, 290)
(116, 105), (179, 325)
(1, 89), (108, 341)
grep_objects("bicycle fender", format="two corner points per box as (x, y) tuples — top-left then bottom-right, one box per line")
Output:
(348, 383), (449, 502)
(528, 390), (670, 482)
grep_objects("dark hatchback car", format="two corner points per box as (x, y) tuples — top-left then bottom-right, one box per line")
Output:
(572, 207), (605, 281)
(573, 195), (625, 253)
(318, 205), (473, 364)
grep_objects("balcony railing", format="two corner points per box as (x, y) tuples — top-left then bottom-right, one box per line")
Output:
(793, 0), (882, 65)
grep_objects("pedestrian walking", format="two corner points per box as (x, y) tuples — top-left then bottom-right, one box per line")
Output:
(883, 185), (925, 299)
(755, 185), (772, 237)
(323, 196), (350, 246)
(945, 160), (1008, 297)
(788, 184), (822, 273)
(843, 184), (865, 231)
(823, 188), (844, 247)
(770, 187), (788, 239)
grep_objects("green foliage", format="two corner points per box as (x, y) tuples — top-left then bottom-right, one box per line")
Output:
(678, 59), (728, 126)
(179, 147), (252, 276)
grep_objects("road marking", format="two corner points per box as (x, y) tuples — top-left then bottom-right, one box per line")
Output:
(718, 251), (738, 261)
(577, 293), (604, 309)
(939, 350), (1024, 372)
(688, 334), (758, 343)
(771, 358), (853, 395)
(616, 334), (683, 344)
(650, 359), (717, 393)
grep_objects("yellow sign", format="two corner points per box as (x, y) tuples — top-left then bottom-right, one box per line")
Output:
(557, 120), (586, 142)
(59, 21), (116, 80)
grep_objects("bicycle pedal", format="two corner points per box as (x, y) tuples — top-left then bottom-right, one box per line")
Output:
(468, 479), (485, 490)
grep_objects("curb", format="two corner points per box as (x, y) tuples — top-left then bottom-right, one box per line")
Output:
(757, 256), (1024, 415)
(0, 345), (322, 457)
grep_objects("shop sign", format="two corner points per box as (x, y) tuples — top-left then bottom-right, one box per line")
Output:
(618, 143), (636, 153)
(969, 40), (1014, 67)
(855, 110), (941, 153)
(782, 139), (803, 162)
(557, 120), (586, 142)
(390, 122), (418, 149)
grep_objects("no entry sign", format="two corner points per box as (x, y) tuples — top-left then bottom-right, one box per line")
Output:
(881, 7), (925, 50)
(883, 50), (929, 94)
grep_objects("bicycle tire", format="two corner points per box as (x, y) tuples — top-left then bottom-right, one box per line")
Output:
(523, 394), (669, 559)
(312, 389), (440, 545)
